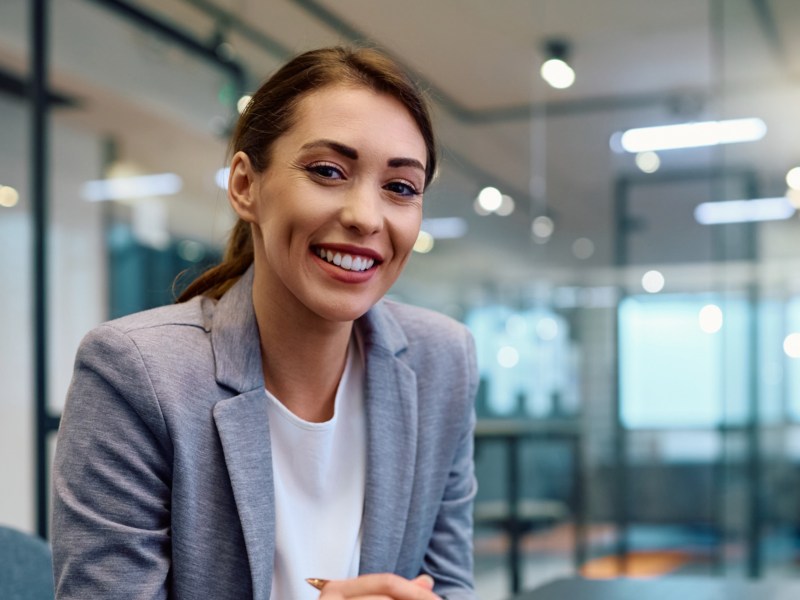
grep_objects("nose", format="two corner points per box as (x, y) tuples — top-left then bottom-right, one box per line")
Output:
(339, 184), (383, 235)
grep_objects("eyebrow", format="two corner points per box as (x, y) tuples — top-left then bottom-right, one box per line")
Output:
(388, 157), (425, 172)
(301, 139), (425, 172)
(301, 139), (358, 160)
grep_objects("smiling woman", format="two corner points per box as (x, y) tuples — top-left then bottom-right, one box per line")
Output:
(51, 47), (478, 600)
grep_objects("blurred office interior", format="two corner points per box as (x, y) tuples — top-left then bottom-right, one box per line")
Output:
(2, 1), (800, 598)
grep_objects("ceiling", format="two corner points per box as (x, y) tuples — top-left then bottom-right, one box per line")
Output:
(2, 0), (800, 302)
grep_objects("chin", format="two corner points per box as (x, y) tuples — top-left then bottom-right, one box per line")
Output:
(311, 297), (377, 324)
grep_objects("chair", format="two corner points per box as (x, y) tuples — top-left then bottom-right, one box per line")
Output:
(0, 525), (55, 600)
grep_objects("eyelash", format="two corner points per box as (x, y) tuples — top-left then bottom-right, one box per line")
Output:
(305, 162), (343, 180)
(384, 181), (420, 197)
(304, 162), (421, 198)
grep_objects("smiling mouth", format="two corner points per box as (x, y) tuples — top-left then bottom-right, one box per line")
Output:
(315, 247), (377, 272)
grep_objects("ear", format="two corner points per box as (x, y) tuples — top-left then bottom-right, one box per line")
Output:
(228, 151), (260, 223)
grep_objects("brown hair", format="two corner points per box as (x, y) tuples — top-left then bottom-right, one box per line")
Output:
(177, 46), (437, 302)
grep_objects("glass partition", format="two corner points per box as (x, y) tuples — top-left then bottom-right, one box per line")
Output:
(4, 0), (800, 597)
(0, 0), (33, 534)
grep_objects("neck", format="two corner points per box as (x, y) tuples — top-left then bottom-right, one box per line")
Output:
(251, 267), (354, 423)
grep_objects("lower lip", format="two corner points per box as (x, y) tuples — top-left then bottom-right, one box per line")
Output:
(312, 251), (378, 284)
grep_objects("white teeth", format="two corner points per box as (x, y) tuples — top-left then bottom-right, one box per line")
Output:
(316, 248), (376, 272)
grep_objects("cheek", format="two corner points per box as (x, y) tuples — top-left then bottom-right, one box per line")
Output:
(393, 214), (423, 257)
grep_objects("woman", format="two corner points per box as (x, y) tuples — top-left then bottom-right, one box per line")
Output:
(52, 47), (477, 600)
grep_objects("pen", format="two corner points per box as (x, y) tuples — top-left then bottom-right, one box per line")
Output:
(306, 577), (328, 591)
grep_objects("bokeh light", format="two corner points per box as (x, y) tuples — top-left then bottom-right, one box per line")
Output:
(642, 270), (665, 293)
(698, 304), (723, 333)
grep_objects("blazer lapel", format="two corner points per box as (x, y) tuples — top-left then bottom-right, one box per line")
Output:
(214, 393), (274, 600)
(210, 267), (274, 600)
(357, 304), (419, 574)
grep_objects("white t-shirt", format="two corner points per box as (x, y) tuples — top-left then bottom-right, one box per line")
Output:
(265, 336), (366, 600)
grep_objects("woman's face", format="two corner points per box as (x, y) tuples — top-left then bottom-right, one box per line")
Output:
(232, 85), (428, 323)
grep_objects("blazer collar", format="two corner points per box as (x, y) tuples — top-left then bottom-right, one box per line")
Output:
(210, 265), (264, 393)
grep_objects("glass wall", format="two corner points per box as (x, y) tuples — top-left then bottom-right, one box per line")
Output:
(0, 0), (33, 535)
(3, 1), (800, 598)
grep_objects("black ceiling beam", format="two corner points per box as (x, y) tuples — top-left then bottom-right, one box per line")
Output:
(85, 0), (246, 94)
(181, 0), (294, 64)
(0, 67), (75, 106)
(750, 0), (787, 66)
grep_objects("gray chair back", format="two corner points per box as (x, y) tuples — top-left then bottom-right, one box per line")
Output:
(0, 525), (55, 600)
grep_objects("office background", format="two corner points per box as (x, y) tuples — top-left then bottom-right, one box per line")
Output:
(2, 1), (800, 598)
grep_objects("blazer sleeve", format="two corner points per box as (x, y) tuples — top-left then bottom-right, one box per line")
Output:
(52, 324), (173, 599)
(425, 328), (479, 600)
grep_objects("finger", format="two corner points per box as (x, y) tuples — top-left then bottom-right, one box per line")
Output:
(411, 574), (434, 590)
(319, 592), (392, 600)
(320, 573), (440, 599)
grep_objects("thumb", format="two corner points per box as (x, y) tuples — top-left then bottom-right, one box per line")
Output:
(412, 574), (435, 590)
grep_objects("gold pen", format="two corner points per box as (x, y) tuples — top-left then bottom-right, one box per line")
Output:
(306, 577), (328, 591)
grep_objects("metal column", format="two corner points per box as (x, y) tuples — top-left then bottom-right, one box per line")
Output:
(31, 0), (51, 539)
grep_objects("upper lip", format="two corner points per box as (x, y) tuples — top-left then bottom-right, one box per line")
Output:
(313, 243), (384, 262)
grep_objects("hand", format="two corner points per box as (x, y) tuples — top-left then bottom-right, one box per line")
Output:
(317, 573), (441, 599)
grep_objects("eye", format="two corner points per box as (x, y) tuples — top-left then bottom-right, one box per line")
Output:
(384, 180), (420, 198)
(306, 162), (345, 180)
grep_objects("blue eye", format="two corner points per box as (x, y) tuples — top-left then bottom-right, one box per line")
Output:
(385, 181), (419, 197)
(307, 163), (344, 180)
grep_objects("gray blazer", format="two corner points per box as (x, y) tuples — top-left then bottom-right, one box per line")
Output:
(52, 268), (478, 599)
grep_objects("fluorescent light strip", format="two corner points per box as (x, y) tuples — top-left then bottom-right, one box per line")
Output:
(421, 217), (468, 239)
(694, 197), (795, 225)
(617, 118), (767, 153)
(215, 167), (230, 190)
(82, 173), (182, 202)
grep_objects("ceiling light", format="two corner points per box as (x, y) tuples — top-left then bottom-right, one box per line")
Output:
(786, 167), (800, 191)
(694, 197), (795, 225)
(0, 185), (20, 208)
(237, 95), (252, 114)
(532, 215), (554, 239)
(642, 270), (665, 293)
(785, 333), (800, 358)
(615, 118), (767, 153)
(420, 217), (467, 239)
(413, 230), (434, 253)
(698, 304), (723, 334)
(540, 39), (575, 89)
(496, 194), (515, 216)
(215, 167), (230, 190)
(81, 173), (182, 202)
(635, 151), (661, 173)
(477, 186), (502, 212)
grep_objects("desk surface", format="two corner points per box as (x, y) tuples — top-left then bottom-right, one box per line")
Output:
(512, 577), (800, 600)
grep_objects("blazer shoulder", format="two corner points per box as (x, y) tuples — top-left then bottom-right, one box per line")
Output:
(74, 296), (215, 381)
(102, 296), (211, 336)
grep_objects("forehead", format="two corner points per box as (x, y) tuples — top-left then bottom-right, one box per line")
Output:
(284, 85), (427, 162)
